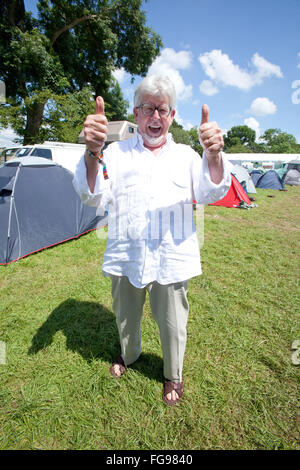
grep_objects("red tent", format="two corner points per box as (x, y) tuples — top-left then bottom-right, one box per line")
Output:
(209, 174), (252, 208)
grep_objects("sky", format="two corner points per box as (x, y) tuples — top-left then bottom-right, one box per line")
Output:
(1, 0), (299, 147)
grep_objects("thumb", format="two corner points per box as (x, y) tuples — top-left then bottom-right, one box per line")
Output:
(96, 96), (105, 115)
(201, 104), (209, 125)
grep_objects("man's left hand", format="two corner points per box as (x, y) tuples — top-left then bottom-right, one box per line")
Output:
(198, 104), (224, 160)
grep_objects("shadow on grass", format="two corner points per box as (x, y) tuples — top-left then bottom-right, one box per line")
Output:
(27, 298), (163, 382)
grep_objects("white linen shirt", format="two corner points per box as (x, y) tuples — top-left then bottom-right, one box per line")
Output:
(73, 133), (231, 288)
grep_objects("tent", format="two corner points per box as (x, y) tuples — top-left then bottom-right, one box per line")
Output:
(0, 157), (105, 265)
(230, 164), (256, 194)
(283, 161), (300, 186)
(284, 169), (300, 186)
(250, 169), (264, 186)
(255, 170), (286, 190)
(209, 174), (253, 208)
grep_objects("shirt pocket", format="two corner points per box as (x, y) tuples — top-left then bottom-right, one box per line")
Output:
(170, 169), (190, 189)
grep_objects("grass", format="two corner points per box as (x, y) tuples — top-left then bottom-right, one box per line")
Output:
(0, 187), (299, 450)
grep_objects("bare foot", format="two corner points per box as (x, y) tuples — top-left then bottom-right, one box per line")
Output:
(111, 363), (123, 377)
(109, 355), (126, 378)
(163, 381), (183, 406)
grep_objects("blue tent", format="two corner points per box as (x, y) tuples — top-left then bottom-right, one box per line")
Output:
(255, 170), (286, 190)
(0, 157), (105, 265)
(250, 169), (264, 186)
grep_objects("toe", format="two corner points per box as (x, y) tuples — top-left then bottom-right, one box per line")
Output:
(166, 391), (179, 402)
(113, 364), (122, 377)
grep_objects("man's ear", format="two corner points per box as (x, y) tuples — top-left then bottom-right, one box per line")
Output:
(133, 107), (138, 120)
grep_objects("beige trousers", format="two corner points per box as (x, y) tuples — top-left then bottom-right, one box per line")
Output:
(110, 275), (189, 382)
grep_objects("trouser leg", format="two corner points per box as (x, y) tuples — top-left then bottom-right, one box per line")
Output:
(111, 275), (146, 366)
(147, 281), (189, 383)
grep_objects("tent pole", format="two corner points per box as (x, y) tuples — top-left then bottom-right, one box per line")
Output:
(6, 163), (21, 263)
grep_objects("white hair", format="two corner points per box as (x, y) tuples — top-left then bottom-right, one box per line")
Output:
(134, 75), (176, 109)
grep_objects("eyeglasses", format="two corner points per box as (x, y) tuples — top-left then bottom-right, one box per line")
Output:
(136, 103), (172, 118)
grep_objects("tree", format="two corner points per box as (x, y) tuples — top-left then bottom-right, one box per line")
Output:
(169, 121), (203, 156)
(223, 138), (254, 154)
(187, 127), (203, 156)
(0, 0), (162, 144)
(224, 125), (256, 152)
(258, 128), (300, 153)
(43, 85), (98, 142)
(169, 120), (190, 146)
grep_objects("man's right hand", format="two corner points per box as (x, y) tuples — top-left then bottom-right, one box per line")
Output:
(84, 96), (108, 154)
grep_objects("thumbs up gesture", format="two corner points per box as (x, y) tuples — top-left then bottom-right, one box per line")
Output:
(84, 96), (108, 154)
(198, 104), (224, 160)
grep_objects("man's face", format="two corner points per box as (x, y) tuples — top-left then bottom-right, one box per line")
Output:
(133, 94), (175, 149)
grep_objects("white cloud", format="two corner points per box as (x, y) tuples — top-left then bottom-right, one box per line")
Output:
(148, 48), (193, 101)
(184, 122), (194, 131)
(251, 53), (283, 82)
(198, 50), (283, 91)
(247, 97), (277, 116)
(112, 67), (127, 83)
(153, 48), (192, 70)
(244, 117), (261, 138)
(199, 80), (219, 96)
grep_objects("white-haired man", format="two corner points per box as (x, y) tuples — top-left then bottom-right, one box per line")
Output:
(73, 75), (231, 406)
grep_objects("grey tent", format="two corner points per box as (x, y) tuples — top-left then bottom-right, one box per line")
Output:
(284, 169), (300, 186)
(0, 157), (105, 265)
(283, 161), (300, 186)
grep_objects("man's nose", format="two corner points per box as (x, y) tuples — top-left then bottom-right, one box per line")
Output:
(152, 108), (160, 119)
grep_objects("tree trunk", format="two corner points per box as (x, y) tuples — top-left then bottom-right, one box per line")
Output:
(23, 98), (46, 145)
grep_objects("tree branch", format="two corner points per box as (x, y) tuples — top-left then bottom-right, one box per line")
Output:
(6, 0), (25, 30)
(51, 14), (97, 46)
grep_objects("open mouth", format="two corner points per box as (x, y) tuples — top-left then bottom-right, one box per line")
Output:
(148, 123), (162, 136)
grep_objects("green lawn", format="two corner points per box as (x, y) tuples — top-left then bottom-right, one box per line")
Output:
(0, 187), (299, 450)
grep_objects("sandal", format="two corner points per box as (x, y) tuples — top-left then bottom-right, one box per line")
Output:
(109, 354), (127, 378)
(162, 380), (184, 406)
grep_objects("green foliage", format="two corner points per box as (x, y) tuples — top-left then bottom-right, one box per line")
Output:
(0, 187), (299, 449)
(224, 125), (299, 154)
(43, 86), (96, 143)
(169, 119), (190, 145)
(224, 138), (254, 154)
(188, 127), (203, 156)
(169, 120), (203, 156)
(126, 113), (136, 124)
(258, 128), (300, 153)
(0, 0), (162, 144)
(224, 125), (256, 152)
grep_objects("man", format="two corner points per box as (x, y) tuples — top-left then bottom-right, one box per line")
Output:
(73, 75), (231, 406)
